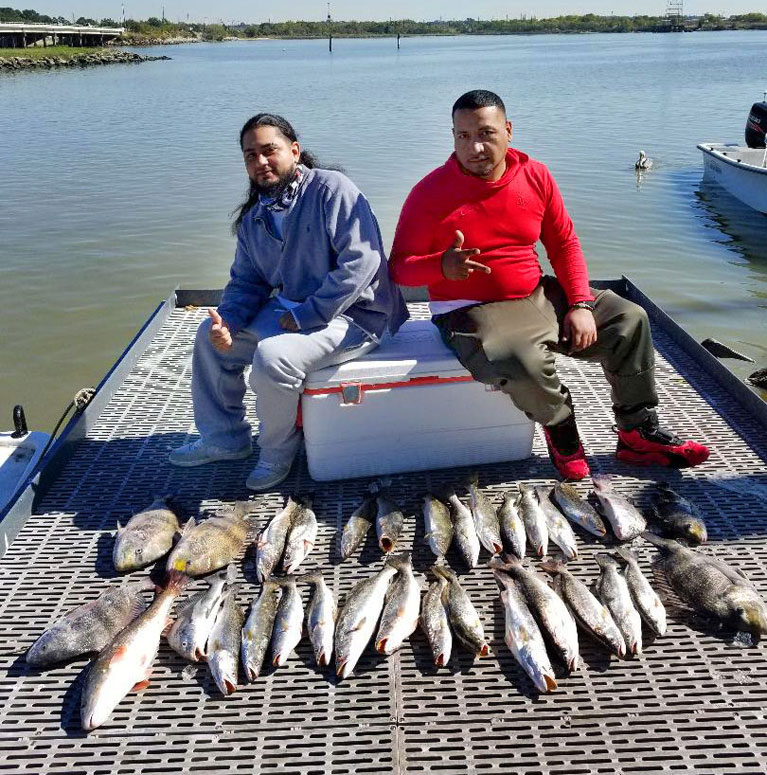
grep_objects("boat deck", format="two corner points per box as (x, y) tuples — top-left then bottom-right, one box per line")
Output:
(1, 286), (767, 774)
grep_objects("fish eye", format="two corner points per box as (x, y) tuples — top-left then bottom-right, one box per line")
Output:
(135, 547), (143, 556)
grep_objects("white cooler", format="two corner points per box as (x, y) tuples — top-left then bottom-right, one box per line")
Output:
(300, 319), (535, 481)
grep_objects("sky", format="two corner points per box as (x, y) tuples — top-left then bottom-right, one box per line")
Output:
(29, 2), (763, 23)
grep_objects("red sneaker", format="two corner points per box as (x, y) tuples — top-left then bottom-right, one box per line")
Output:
(543, 415), (590, 481)
(616, 415), (709, 468)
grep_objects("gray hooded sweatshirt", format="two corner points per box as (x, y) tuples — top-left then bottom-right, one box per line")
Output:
(218, 167), (408, 340)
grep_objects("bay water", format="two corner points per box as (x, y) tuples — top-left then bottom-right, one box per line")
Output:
(1, 31), (766, 433)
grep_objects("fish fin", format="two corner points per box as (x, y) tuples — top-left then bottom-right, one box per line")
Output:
(177, 589), (207, 615)
(650, 563), (697, 617)
(180, 517), (196, 536)
(132, 679), (151, 692)
(128, 597), (148, 622)
(164, 569), (191, 594)
(352, 617), (367, 632)
(162, 618), (174, 638)
(223, 564), (238, 584)
(116, 520), (125, 535)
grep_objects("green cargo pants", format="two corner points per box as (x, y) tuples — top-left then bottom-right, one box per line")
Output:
(432, 276), (658, 430)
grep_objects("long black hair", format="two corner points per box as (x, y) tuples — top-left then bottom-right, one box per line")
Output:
(232, 113), (318, 232)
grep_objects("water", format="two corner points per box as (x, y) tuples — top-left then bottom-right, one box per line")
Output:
(1, 32), (766, 434)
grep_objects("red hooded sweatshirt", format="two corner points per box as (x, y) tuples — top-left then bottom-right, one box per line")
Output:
(389, 148), (593, 306)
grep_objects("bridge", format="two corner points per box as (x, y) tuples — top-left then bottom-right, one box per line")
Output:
(0, 23), (124, 49)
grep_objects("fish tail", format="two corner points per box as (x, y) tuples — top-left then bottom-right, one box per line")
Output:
(539, 556), (566, 575)
(641, 531), (676, 551)
(594, 552), (617, 569)
(612, 546), (636, 565)
(296, 570), (323, 585)
(164, 569), (191, 594)
(385, 551), (412, 572)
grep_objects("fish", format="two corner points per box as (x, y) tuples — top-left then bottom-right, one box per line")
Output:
(612, 547), (667, 637)
(371, 480), (405, 553)
(420, 575), (452, 668)
(540, 557), (626, 658)
(26, 581), (152, 667)
(375, 552), (421, 655)
(445, 487), (480, 569)
(340, 496), (374, 560)
(552, 482), (607, 538)
(642, 533), (767, 639)
(255, 497), (300, 582)
(498, 492), (526, 559)
(467, 473), (503, 555)
(648, 483), (708, 544)
(594, 553), (643, 656)
(422, 493), (454, 559)
(113, 495), (182, 571)
(206, 585), (244, 696)
(432, 565), (489, 658)
(241, 581), (282, 681)
(489, 555), (579, 672)
(302, 571), (337, 668)
(496, 573), (557, 693)
(80, 570), (189, 731)
(167, 502), (253, 577)
(518, 483), (549, 557)
(335, 555), (401, 679)
(536, 486), (578, 560)
(167, 565), (236, 662)
(283, 495), (318, 574)
(270, 576), (304, 666)
(591, 475), (646, 541)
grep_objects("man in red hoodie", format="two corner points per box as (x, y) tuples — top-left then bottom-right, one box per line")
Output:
(389, 89), (709, 479)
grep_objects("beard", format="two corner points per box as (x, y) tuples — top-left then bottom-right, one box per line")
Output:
(253, 165), (297, 199)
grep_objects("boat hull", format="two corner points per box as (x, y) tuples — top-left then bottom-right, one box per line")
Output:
(698, 143), (767, 214)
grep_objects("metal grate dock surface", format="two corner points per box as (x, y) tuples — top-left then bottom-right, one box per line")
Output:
(1, 299), (767, 775)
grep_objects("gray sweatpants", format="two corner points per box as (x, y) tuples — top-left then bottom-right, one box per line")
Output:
(191, 297), (378, 465)
(432, 276), (658, 430)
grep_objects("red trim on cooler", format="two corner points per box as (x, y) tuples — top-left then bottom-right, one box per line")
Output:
(303, 374), (475, 397)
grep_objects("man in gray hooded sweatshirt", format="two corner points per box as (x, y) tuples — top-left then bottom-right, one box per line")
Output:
(170, 113), (408, 490)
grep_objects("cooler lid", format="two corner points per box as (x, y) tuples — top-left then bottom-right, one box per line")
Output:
(304, 319), (472, 389)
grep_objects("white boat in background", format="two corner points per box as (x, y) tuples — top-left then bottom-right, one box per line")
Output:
(698, 91), (767, 215)
(698, 143), (767, 214)
(0, 407), (49, 514)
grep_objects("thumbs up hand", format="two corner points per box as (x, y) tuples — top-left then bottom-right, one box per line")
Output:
(208, 308), (233, 352)
(441, 230), (492, 281)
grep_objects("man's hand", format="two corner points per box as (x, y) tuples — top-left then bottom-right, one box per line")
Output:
(208, 308), (233, 352)
(562, 307), (597, 353)
(441, 230), (492, 281)
(279, 311), (300, 332)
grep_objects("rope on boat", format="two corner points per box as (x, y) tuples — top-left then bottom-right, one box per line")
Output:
(38, 387), (96, 461)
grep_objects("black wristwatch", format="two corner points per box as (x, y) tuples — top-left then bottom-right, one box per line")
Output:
(569, 300), (596, 312)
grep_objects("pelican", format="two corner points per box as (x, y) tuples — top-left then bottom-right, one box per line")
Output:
(636, 151), (653, 170)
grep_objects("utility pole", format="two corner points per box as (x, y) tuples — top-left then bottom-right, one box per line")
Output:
(327, 1), (332, 53)
(162, 6), (165, 23)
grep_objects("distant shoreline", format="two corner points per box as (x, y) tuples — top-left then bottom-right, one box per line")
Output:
(116, 26), (767, 48)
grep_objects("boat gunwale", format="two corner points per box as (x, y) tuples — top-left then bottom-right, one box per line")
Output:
(0, 277), (764, 561)
(697, 142), (767, 176)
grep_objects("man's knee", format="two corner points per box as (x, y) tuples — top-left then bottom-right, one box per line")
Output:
(250, 340), (303, 389)
(485, 338), (552, 386)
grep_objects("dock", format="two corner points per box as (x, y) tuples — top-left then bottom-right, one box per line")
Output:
(1, 279), (766, 773)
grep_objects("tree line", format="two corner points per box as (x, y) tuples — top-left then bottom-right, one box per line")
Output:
(2, 7), (766, 37)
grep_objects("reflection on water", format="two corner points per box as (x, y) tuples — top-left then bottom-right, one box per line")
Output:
(694, 178), (767, 291)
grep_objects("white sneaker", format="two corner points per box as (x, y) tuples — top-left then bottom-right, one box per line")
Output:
(168, 438), (252, 467)
(245, 460), (292, 491)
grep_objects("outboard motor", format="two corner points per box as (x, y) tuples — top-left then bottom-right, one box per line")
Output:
(745, 94), (767, 148)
